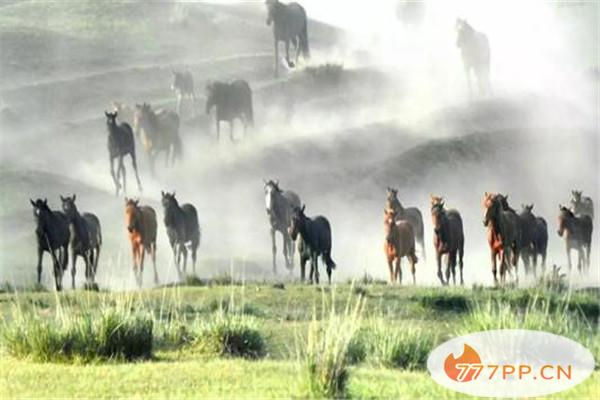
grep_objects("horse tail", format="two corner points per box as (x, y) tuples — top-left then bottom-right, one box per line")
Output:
(323, 251), (336, 270)
(299, 13), (310, 59)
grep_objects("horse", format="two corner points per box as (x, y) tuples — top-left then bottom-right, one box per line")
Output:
(558, 205), (592, 273)
(30, 199), (70, 291)
(289, 205), (336, 284)
(161, 191), (201, 279)
(124, 199), (158, 287)
(133, 103), (182, 175)
(521, 204), (548, 275)
(60, 194), (102, 289)
(205, 80), (253, 142)
(264, 180), (300, 275)
(265, 0), (310, 77)
(571, 190), (594, 219)
(455, 19), (491, 98)
(384, 208), (418, 285)
(430, 195), (464, 286)
(482, 193), (520, 285)
(514, 200), (538, 276)
(171, 70), (196, 116)
(105, 111), (142, 196)
(385, 187), (426, 261)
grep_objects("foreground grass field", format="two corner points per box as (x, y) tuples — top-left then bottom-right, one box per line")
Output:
(0, 283), (598, 398)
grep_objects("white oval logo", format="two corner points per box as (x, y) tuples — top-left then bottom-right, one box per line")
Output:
(427, 330), (595, 398)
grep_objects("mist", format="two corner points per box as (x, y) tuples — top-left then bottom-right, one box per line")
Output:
(0, 0), (598, 289)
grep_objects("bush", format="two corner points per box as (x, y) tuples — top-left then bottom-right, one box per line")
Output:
(1, 306), (153, 362)
(299, 292), (365, 398)
(367, 320), (438, 370)
(193, 312), (265, 359)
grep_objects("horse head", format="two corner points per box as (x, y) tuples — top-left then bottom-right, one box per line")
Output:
(105, 111), (117, 126)
(383, 208), (397, 242)
(521, 204), (534, 214)
(289, 204), (306, 240)
(161, 190), (178, 210)
(431, 202), (446, 236)
(265, 0), (279, 26)
(264, 180), (281, 213)
(455, 18), (473, 47)
(124, 198), (141, 233)
(430, 194), (444, 209)
(557, 204), (574, 237)
(482, 192), (499, 227)
(30, 198), (51, 226)
(571, 190), (582, 203)
(60, 194), (78, 219)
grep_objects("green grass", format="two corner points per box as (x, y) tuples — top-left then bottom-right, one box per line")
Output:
(0, 284), (597, 398)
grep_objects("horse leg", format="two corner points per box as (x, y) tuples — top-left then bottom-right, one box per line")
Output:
(464, 66), (473, 99)
(285, 40), (292, 68)
(312, 253), (319, 284)
(271, 228), (277, 274)
(71, 251), (77, 290)
(300, 256), (306, 282)
(410, 254), (417, 285)
(229, 121), (235, 142)
(577, 247), (583, 273)
(132, 244), (139, 286)
(274, 39), (279, 78)
(282, 235), (289, 270)
(191, 243), (198, 276)
(152, 243), (159, 285)
(387, 256), (394, 284)
(130, 153), (142, 192)
(172, 242), (181, 279)
(138, 246), (146, 287)
(181, 244), (188, 277)
(459, 245), (464, 285)
(566, 244), (572, 272)
(491, 250), (498, 285)
(290, 238), (295, 270)
(36, 246), (43, 284)
(396, 258), (402, 285)
(294, 37), (301, 66)
(109, 156), (120, 196)
(436, 251), (444, 285)
(176, 94), (182, 115)
(420, 235), (426, 263)
(118, 157), (127, 195)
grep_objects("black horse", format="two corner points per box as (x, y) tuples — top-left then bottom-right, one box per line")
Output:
(60, 195), (102, 289)
(206, 80), (254, 142)
(161, 191), (201, 279)
(456, 19), (491, 98)
(289, 205), (336, 284)
(265, 0), (310, 77)
(105, 111), (142, 196)
(30, 198), (70, 291)
(171, 70), (196, 115)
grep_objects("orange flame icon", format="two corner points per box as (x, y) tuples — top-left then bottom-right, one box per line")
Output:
(444, 344), (482, 382)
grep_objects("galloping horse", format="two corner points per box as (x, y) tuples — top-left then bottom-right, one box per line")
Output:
(385, 188), (426, 261)
(133, 103), (181, 175)
(205, 80), (253, 142)
(558, 205), (592, 273)
(124, 199), (158, 287)
(105, 111), (142, 196)
(289, 205), (336, 284)
(571, 190), (594, 219)
(264, 180), (300, 274)
(30, 199), (70, 291)
(521, 204), (548, 275)
(384, 208), (417, 285)
(171, 70), (196, 116)
(482, 193), (520, 285)
(161, 191), (201, 279)
(265, 0), (310, 77)
(60, 195), (102, 289)
(430, 195), (464, 286)
(456, 19), (491, 98)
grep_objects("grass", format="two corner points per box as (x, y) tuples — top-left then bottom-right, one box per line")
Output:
(0, 284), (597, 398)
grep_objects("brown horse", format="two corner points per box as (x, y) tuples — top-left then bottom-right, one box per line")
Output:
(385, 188), (426, 261)
(124, 199), (158, 287)
(483, 193), (520, 285)
(383, 209), (417, 285)
(430, 195), (464, 286)
(558, 205), (592, 273)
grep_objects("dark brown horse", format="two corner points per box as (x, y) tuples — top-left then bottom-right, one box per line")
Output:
(521, 204), (548, 275)
(125, 199), (158, 287)
(483, 193), (520, 285)
(60, 195), (102, 289)
(383, 208), (417, 285)
(30, 199), (70, 291)
(265, 0), (310, 77)
(206, 80), (253, 142)
(105, 111), (142, 196)
(558, 205), (592, 273)
(430, 195), (464, 286)
(385, 188), (425, 261)
(133, 103), (181, 175)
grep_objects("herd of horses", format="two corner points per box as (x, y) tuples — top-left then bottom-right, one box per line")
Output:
(26, 1), (593, 290)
